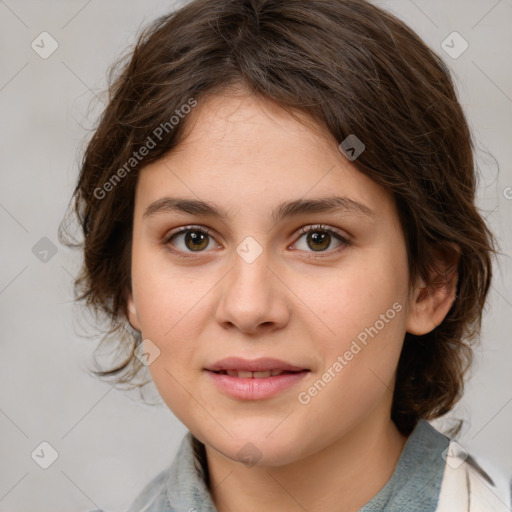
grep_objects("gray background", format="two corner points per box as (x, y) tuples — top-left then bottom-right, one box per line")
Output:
(0, 0), (511, 510)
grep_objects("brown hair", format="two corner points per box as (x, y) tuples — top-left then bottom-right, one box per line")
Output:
(60, 0), (499, 435)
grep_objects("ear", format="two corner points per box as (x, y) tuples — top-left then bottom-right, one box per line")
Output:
(406, 243), (461, 336)
(126, 290), (141, 331)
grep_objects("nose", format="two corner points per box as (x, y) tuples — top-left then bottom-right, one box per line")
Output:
(214, 246), (290, 335)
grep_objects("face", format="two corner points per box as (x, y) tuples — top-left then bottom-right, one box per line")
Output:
(127, 90), (422, 467)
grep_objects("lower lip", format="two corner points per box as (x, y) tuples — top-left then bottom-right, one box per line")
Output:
(204, 370), (310, 400)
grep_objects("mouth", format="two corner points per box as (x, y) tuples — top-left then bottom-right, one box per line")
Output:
(204, 356), (309, 373)
(203, 357), (311, 400)
(208, 369), (306, 378)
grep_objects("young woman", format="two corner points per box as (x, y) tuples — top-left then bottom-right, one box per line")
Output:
(63, 0), (511, 510)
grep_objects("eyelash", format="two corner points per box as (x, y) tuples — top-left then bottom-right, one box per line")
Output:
(163, 224), (351, 260)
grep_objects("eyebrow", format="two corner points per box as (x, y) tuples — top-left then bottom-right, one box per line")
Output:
(143, 196), (375, 222)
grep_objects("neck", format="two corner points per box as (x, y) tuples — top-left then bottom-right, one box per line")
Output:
(205, 409), (408, 512)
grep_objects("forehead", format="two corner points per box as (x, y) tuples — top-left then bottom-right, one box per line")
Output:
(135, 91), (398, 223)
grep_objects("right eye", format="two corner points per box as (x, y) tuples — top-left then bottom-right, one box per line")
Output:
(164, 225), (221, 257)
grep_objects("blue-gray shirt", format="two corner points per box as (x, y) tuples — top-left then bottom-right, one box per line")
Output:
(126, 419), (449, 512)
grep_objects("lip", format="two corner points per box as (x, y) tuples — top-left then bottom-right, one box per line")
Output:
(205, 357), (308, 373)
(203, 357), (310, 400)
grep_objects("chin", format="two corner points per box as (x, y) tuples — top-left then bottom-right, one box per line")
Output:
(199, 424), (307, 468)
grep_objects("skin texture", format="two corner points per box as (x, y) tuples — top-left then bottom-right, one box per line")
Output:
(127, 90), (458, 512)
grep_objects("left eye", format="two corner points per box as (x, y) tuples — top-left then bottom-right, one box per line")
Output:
(292, 225), (349, 253)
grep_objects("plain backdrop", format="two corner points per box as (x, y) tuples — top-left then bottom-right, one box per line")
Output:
(0, 0), (511, 510)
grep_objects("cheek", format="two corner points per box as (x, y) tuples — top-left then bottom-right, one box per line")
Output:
(295, 279), (407, 440)
(131, 242), (202, 338)
(130, 257), (219, 396)
(297, 257), (409, 413)
(301, 259), (408, 352)
(134, 277), (202, 367)
(132, 268), (206, 414)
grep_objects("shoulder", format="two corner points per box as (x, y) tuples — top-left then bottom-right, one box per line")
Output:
(125, 465), (172, 512)
(124, 430), (212, 512)
(436, 439), (512, 512)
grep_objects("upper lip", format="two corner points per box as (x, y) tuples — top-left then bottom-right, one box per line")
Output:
(205, 357), (309, 372)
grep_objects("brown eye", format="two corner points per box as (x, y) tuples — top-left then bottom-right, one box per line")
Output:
(166, 227), (216, 253)
(182, 231), (210, 251)
(293, 225), (350, 255)
(306, 231), (331, 251)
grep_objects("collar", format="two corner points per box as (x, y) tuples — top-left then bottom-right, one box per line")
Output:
(164, 420), (449, 512)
